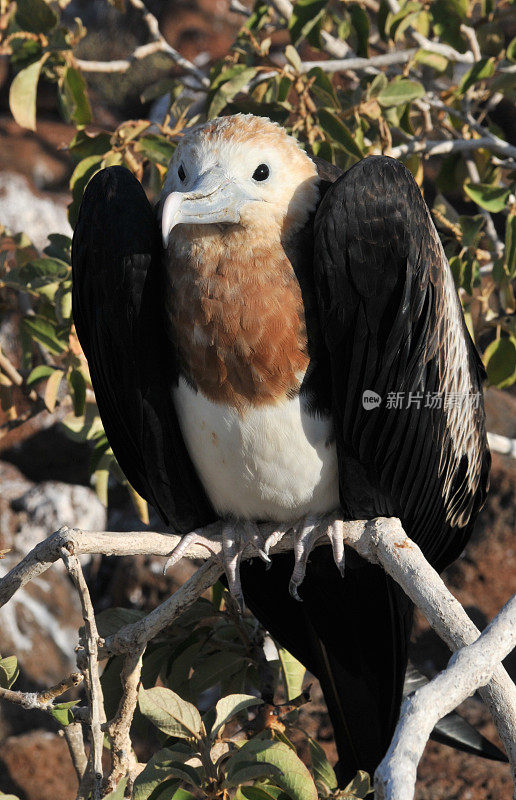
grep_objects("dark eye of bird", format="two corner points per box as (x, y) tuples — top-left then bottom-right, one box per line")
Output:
(252, 164), (270, 181)
(178, 164), (186, 182)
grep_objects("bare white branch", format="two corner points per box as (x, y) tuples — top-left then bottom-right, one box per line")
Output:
(297, 49), (417, 74)
(375, 593), (516, 800)
(389, 135), (516, 161)
(488, 432), (516, 459)
(61, 551), (105, 800)
(74, 0), (209, 88)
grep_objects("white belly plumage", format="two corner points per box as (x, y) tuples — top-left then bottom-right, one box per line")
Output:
(173, 377), (339, 521)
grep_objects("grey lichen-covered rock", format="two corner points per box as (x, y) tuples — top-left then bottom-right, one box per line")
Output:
(0, 462), (105, 683)
(0, 172), (71, 250)
(12, 480), (107, 555)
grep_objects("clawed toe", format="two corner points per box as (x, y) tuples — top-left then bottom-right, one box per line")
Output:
(164, 514), (346, 610)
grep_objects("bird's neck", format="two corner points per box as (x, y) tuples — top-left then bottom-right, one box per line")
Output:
(166, 225), (309, 410)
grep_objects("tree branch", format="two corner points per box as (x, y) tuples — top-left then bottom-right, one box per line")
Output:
(1, 517), (515, 794)
(74, 0), (209, 88)
(61, 550), (105, 800)
(375, 593), (516, 799)
(488, 432), (516, 459)
(389, 135), (516, 161)
(103, 646), (145, 796)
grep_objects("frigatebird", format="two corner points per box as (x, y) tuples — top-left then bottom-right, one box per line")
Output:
(72, 114), (492, 781)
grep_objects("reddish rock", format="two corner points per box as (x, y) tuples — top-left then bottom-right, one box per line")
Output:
(0, 731), (78, 800)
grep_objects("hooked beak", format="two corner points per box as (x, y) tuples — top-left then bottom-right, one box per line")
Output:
(161, 167), (253, 246)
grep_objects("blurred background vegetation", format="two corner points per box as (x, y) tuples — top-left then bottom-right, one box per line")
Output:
(0, 0), (515, 799)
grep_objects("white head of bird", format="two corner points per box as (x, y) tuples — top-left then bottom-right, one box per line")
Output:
(160, 114), (319, 247)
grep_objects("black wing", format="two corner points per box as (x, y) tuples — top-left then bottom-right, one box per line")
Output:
(313, 155), (490, 570)
(72, 166), (216, 532)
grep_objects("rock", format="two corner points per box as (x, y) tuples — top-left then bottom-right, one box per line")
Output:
(0, 731), (78, 800)
(0, 172), (71, 251)
(0, 461), (106, 685)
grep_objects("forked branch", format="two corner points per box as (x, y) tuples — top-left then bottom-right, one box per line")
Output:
(0, 517), (514, 800)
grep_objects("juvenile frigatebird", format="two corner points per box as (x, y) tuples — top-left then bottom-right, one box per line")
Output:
(72, 114), (492, 781)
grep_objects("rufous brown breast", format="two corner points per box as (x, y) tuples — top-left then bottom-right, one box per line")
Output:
(166, 226), (309, 410)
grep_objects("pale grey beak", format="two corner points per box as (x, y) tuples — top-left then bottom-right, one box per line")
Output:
(161, 167), (253, 246)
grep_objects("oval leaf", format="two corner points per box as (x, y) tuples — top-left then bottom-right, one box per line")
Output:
(483, 336), (516, 388)
(377, 79), (425, 107)
(317, 109), (363, 158)
(226, 739), (317, 800)
(9, 58), (44, 131)
(138, 686), (202, 741)
(464, 182), (511, 213)
(211, 694), (262, 739)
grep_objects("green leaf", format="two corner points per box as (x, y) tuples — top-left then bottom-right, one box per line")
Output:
(0, 656), (19, 689)
(43, 234), (72, 263)
(343, 770), (373, 797)
(207, 67), (258, 118)
(307, 737), (337, 791)
(483, 336), (516, 388)
(135, 135), (177, 167)
(505, 213), (516, 279)
(190, 651), (241, 695)
(69, 130), (112, 160)
(285, 45), (302, 72)
(9, 58), (45, 131)
(68, 369), (86, 416)
(138, 687), (202, 741)
(61, 407), (104, 443)
(226, 739), (317, 800)
(288, 0), (327, 46)
(464, 182), (511, 212)
(133, 750), (181, 800)
(68, 155), (104, 228)
(210, 694), (262, 739)
(278, 648), (305, 701)
(457, 58), (495, 95)
(307, 67), (339, 108)
(60, 67), (92, 126)
(377, 79), (425, 107)
(26, 365), (55, 386)
(458, 214), (484, 248)
(43, 368), (63, 412)
(51, 701), (77, 726)
(317, 109), (363, 159)
(22, 316), (67, 355)
(239, 787), (290, 800)
(225, 761), (282, 788)
(507, 37), (516, 63)
(349, 4), (369, 57)
(15, 0), (57, 33)
(414, 49), (448, 72)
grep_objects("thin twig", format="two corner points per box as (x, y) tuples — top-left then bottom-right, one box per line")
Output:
(0, 347), (41, 405)
(0, 672), (83, 710)
(74, 0), (209, 88)
(297, 49), (417, 74)
(61, 550), (105, 800)
(389, 135), (516, 161)
(103, 646), (145, 795)
(63, 722), (89, 784)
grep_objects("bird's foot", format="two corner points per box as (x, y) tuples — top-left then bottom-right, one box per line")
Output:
(164, 520), (270, 610)
(287, 514), (346, 600)
(164, 513), (346, 609)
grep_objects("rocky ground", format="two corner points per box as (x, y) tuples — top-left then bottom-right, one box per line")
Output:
(0, 1), (515, 797)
